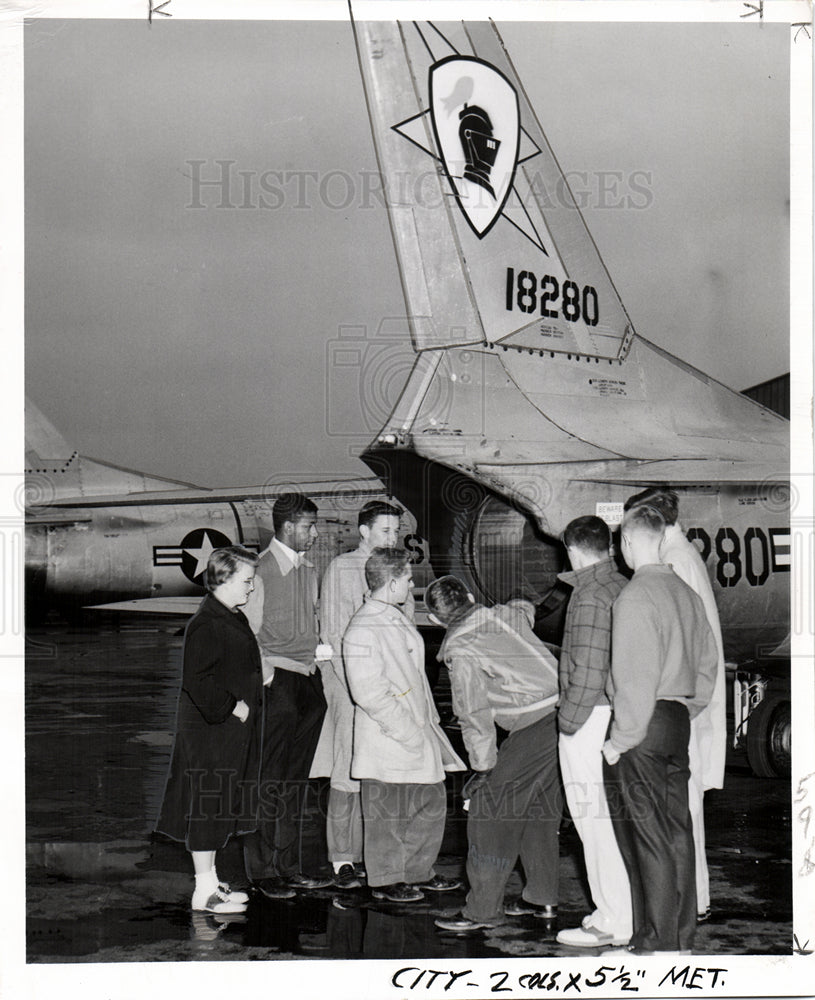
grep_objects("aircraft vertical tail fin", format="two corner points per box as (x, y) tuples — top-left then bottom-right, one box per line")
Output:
(25, 397), (76, 469)
(352, 17), (634, 358)
(25, 399), (205, 502)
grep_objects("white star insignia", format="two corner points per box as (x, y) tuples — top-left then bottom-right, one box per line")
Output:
(184, 531), (217, 580)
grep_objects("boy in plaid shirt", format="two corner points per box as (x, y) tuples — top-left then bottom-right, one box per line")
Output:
(556, 515), (632, 948)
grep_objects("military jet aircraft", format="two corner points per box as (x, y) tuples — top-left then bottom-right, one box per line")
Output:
(348, 17), (791, 776)
(25, 397), (432, 614)
(25, 17), (790, 776)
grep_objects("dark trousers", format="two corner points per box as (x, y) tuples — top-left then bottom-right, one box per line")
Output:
(604, 700), (696, 952)
(243, 667), (326, 880)
(464, 712), (561, 924)
(360, 780), (446, 886)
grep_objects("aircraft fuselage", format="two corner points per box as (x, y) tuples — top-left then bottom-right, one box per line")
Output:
(25, 486), (431, 613)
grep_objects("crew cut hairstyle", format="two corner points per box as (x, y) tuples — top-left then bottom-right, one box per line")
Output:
(425, 575), (471, 623)
(364, 546), (409, 591)
(621, 503), (666, 538)
(562, 515), (610, 556)
(358, 500), (403, 529)
(206, 545), (259, 591)
(272, 492), (318, 534)
(624, 487), (679, 526)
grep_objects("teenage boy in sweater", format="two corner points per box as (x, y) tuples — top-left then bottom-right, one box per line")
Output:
(243, 492), (331, 898)
(624, 487), (726, 923)
(602, 504), (718, 955)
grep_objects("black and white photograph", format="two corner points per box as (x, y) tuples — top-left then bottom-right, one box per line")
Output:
(4, 1), (813, 997)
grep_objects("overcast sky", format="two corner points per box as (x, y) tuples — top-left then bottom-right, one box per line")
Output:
(24, 15), (790, 488)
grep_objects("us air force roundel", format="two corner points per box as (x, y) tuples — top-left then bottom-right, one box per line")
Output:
(153, 527), (234, 585)
(429, 56), (520, 239)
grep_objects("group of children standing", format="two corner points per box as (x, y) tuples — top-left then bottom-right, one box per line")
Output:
(157, 488), (724, 958)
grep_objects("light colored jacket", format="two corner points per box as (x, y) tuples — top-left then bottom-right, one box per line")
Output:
(437, 600), (559, 771)
(320, 548), (415, 667)
(311, 548), (417, 788)
(344, 597), (465, 783)
(660, 523), (727, 789)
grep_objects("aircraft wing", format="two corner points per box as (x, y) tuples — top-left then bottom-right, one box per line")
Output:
(86, 596), (204, 615)
(27, 477), (387, 510)
(24, 510), (93, 526)
(89, 595), (442, 629)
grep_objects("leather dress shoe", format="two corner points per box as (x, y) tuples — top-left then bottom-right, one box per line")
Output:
(254, 877), (296, 899)
(333, 864), (363, 890)
(504, 899), (557, 919)
(435, 912), (497, 932)
(370, 882), (424, 902)
(417, 874), (462, 892)
(287, 872), (334, 890)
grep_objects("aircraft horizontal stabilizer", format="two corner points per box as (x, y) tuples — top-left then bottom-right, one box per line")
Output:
(30, 477), (387, 510)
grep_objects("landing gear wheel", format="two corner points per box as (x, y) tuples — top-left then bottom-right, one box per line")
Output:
(746, 694), (791, 778)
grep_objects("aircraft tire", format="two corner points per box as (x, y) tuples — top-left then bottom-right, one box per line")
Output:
(746, 692), (791, 778)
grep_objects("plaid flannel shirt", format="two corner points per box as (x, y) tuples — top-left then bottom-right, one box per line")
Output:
(557, 558), (628, 735)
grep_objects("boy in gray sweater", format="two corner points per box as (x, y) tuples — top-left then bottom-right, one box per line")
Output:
(602, 504), (717, 955)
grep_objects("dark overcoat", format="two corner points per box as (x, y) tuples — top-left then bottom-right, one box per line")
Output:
(156, 593), (263, 851)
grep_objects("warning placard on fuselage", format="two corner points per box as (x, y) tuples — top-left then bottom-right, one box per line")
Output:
(588, 378), (628, 397)
(596, 502), (624, 526)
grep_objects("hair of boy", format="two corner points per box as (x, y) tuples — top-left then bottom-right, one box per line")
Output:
(562, 515), (611, 556)
(358, 500), (403, 529)
(623, 487), (679, 525)
(364, 546), (410, 591)
(272, 492), (318, 534)
(424, 575), (471, 623)
(621, 503), (667, 538)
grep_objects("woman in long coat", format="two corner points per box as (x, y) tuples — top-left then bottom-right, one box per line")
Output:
(156, 545), (263, 914)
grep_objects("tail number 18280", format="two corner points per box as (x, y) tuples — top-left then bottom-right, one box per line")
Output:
(505, 267), (599, 326)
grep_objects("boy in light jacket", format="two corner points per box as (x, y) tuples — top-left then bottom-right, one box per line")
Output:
(343, 548), (465, 904)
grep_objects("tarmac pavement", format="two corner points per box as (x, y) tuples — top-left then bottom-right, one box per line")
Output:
(25, 620), (792, 963)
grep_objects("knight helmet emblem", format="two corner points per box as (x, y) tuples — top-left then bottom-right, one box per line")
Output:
(429, 56), (519, 239)
(458, 102), (500, 199)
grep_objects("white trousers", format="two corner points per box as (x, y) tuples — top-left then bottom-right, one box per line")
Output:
(559, 705), (632, 936)
(688, 716), (710, 913)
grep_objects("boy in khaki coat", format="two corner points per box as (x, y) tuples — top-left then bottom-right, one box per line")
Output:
(343, 548), (465, 903)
